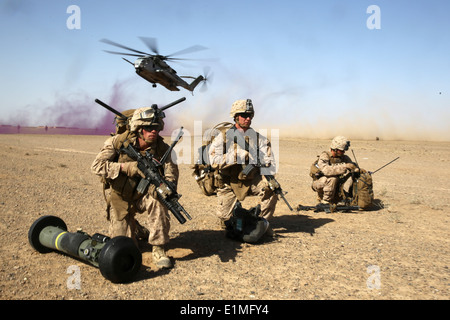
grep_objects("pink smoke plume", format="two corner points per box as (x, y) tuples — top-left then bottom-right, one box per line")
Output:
(2, 80), (133, 135)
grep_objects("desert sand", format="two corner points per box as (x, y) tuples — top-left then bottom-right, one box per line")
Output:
(0, 133), (448, 302)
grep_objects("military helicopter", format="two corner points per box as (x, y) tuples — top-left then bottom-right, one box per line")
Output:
(100, 37), (211, 92)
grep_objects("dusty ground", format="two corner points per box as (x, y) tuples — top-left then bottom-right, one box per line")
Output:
(0, 133), (448, 302)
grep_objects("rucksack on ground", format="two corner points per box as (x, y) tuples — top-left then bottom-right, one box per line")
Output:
(350, 169), (374, 209)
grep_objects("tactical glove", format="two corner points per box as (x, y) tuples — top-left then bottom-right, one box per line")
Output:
(121, 162), (144, 178)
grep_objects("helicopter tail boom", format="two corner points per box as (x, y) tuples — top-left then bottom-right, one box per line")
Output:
(187, 75), (205, 91)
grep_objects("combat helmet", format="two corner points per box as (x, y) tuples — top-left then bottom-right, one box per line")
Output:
(330, 136), (350, 151)
(230, 99), (255, 119)
(129, 107), (165, 132)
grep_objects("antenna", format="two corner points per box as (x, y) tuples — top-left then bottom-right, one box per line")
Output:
(351, 149), (359, 167)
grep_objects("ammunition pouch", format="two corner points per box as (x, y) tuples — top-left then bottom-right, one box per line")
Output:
(238, 164), (260, 181)
(192, 164), (222, 196)
(109, 172), (144, 202)
(310, 161), (323, 180)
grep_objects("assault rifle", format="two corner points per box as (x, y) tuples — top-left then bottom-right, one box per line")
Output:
(242, 163), (293, 211)
(265, 174), (294, 211)
(121, 127), (192, 224)
(225, 128), (293, 211)
(297, 203), (360, 213)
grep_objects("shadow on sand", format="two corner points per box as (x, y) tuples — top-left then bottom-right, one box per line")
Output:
(132, 213), (334, 282)
(167, 213), (334, 262)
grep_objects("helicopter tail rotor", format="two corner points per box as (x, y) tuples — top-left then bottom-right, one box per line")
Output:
(200, 66), (214, 92)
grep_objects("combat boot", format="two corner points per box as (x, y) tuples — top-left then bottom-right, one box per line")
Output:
(152, 245), (172, 269)
(265, 225), (275, 237)
(135, 220), (150, 242)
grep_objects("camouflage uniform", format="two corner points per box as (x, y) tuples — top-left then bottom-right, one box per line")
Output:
(209, 100), (278, 222)
(311, 136), (356, 203)
(91, 132), (178, 246)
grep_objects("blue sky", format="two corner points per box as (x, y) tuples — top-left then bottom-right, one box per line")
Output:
(1, 0), (449, 140)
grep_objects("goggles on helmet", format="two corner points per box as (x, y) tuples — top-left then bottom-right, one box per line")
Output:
(137, 106), (165, 121)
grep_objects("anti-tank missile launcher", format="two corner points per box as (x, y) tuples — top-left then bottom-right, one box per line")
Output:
(28, 215), (142, 283)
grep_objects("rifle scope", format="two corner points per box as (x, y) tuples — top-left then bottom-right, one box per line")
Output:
(28, 215), (142, 283)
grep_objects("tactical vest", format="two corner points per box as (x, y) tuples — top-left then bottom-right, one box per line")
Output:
(192, 123), (261, 200)
(310, 151), (349, 180)
(221, 126), (261, 201)
(107, 131), (169, 220)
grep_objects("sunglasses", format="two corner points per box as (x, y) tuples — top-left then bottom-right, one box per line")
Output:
(142, 125), (160, 132)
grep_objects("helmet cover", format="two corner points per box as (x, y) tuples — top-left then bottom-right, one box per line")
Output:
(230, 99), (255, 118)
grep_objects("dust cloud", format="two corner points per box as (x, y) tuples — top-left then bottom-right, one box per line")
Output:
(168, 96), (450, 142)
(3, 75), (449, 142)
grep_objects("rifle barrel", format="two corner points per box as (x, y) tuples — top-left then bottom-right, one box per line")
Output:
(281, 195), (294, 211)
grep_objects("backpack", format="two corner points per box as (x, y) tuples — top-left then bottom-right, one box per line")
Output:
(101, 109), (135, 220)
(191, 122), (233, 196)
(112, 109), (136, 135)
(350, 169), (374, 209)
(225, 201), (269, 243)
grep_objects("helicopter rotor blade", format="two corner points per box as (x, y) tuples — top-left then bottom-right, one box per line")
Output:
(165, 57), (199, 62)
(138, 37), (159, 55)
(166, 45), (208, 58)
(122, 58), (135, 65)
(100, 39), (149, 55)
(103, 50), (145, 57)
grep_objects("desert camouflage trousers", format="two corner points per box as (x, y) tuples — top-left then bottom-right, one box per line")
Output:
(215, 175), (278, 221)
(312, 175), (353, 202)
(108, 191), (171, 246)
